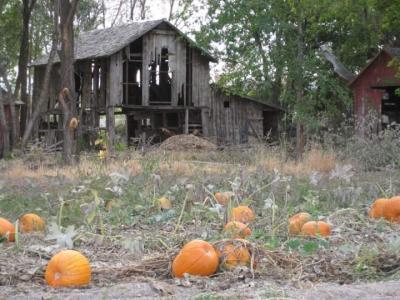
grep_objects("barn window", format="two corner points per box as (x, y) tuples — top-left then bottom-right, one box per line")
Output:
(224, 101), (230, 108)
(149, 47), (172, 105)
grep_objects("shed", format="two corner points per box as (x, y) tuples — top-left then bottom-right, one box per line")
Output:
(209, 86), (284, 144)
(349, 48), (400, 130)
(30, 19), (284, 148)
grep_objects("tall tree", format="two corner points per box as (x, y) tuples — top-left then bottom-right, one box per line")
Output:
(15, 0), (36, 140)
(59, 0), (78, 164)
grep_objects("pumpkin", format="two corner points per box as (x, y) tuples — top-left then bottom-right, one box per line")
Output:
(172, 240), (219, 278)
(288, 212), (311, 235)
(368, 198), (388, 219)
(229, 206), (255, 224)
(19, 213), (45, 232)
(217, 239), (255, 270)
(215, 192), (234, 206)
(69, 117), (79, 129)
(301, 221), (331, 237)
(45, 250), (91, 287)
(158, 197), (172, 210)
(382, 196), (400, 223)
(0, 217), (15, 242)
(224, 221), (251, 239)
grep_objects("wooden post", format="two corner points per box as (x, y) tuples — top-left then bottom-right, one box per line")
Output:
(106, 105), (115, 155)
(184, 108), (189, 134)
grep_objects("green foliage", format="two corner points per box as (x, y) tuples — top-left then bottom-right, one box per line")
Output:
(191, 0), (395, 130)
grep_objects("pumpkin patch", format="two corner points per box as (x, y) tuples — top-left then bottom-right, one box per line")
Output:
(224, 221), (251, 239)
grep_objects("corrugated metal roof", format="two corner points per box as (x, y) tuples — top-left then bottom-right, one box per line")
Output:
(31, 19), (216, 66)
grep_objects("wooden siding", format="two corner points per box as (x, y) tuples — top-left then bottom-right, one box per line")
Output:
(142, 29), (186, 106)
(209, 89), (267, 145)
(109, 51), (123, 106)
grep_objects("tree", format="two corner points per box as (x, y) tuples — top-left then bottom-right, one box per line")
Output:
(15, 0), (36, 140)
(59, 0), (78, 164)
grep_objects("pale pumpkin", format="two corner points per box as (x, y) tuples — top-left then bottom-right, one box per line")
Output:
(69, 117), (79, 129)
(368, 198), (388, 219)
(158, 197), (172, 210)
(0, 217), (15, 242)
(172, 240), (219, 278)
(229, 206), (255, 224)
(19, 213), (45, 232)
(223, 221), (251, 239)
(301, 221), (331, 237)
(288, 212), (311, 235)
(45, 250), (91, 287)
(215, 192), (234, 206)
(217, 239), (255, 270)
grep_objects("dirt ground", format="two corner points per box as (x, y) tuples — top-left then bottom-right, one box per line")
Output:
(2, 279), (400, 299)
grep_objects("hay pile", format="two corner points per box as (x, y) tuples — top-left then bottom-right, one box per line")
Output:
(159, 134), (217, 151)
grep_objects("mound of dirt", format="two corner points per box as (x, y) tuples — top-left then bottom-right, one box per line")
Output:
(159, 134), (217, 151)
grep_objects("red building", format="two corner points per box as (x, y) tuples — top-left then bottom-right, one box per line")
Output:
(349, 48), (400, 131)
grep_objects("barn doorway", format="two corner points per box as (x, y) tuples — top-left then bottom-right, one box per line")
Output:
(375, 86), (400, 128)
(263, 110), (279, 140)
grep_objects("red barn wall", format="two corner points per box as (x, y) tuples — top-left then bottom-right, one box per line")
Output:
(350, 51), (400, 124)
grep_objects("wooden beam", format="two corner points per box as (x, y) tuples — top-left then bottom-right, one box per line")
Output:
(184, 108), (189, 134)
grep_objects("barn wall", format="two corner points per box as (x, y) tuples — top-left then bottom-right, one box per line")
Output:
(32, 65), (61, 113)
(142, 29), (186, 106)
(209, 89), (266, 145)
(351, 52), (400, 123)
(109, 52), (123, 106)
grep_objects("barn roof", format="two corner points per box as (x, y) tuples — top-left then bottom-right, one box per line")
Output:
(31, 19), (216, 66)
(348, 47), (400, 87)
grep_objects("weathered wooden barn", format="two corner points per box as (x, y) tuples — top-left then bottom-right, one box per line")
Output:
(31, 19), (283, 148)
(349, 48), (400, 130)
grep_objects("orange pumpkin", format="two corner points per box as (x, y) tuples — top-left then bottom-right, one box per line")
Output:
(382, 196), (400, 223)
(215, 192), (233, 206)
(0, 217), (15, 242)
(229, 206), (255, 224)
(217, 239), (255, 270)
(172, 240), (219, 278)
(224, 221), (251, 239)
(369, 198), (388, 219)
(288, 212), (311, 235)
(45, 250), (91, 287)
(19, 213), (45, 232)
(301, 221), (331, 237)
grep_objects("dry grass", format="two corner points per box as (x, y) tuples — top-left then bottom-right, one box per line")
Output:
(255, 146), (337, 175)
(0, 145), (339, 185)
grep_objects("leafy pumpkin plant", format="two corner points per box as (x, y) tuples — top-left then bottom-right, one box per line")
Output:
(45, 250), (91, 287)
(172, 240), (219, 278)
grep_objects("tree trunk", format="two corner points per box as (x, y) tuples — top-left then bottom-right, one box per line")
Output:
(295, 0), (306, 159)
(21, 0), (59, 148)
(0, 95), (10, 158)
(17, 0), (37, 139)
(59, 0), (78, 164)
(0, 65), (18, 150)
